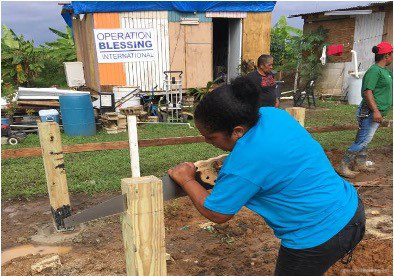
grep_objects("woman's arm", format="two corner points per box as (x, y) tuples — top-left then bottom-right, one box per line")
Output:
(168, 163), (233, 224)
(363, 90), (383, 123)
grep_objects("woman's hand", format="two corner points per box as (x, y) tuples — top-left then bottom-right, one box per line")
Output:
(168, 162), (196, 187)
(372, 110), (383, 123)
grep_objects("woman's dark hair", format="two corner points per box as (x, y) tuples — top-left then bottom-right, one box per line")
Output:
(257, 54), (273, 67)
(372, 46), (385, 62)
(194, 76), (262, 135)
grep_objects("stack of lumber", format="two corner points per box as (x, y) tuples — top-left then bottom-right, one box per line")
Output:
(101, 112), (127, 134)
(14, 87), (91, 111)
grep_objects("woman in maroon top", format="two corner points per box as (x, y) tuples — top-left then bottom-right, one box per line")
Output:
(246, 54), (279, 107)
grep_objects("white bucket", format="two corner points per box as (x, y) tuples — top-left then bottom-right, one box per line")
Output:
(347, 71), (365, 105)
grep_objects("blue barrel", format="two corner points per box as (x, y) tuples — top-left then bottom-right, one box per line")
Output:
(59, 94), (96, 136)
(1, 117), (10, 125)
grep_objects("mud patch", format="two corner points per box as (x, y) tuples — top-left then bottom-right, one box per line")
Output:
(1, 147), (392, 276)
(31, 223), (86, 245)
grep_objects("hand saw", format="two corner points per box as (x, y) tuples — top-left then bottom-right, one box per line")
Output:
(63, 154), (227, 228)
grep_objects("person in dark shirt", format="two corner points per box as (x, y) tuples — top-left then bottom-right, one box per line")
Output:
(246, 54), (279, 107)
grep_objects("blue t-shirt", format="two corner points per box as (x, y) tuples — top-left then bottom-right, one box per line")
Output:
(203, 107), (358, 249)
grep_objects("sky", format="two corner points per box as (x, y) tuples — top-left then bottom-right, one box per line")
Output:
(0, 1), (385, 46)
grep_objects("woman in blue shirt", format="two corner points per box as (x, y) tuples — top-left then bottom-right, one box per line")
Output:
(168, 76), (365, 275)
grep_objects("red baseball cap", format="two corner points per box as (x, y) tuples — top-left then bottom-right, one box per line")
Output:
(377, 42), (393, 55)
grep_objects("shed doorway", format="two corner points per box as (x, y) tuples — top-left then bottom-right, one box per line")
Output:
(212, 18), (242, 84)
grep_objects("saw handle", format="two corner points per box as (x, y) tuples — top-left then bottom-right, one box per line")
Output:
(194, 154), (228, 187)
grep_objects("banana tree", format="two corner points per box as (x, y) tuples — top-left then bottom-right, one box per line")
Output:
(1, 25), (45, 87)
(43, 26), (76, 62)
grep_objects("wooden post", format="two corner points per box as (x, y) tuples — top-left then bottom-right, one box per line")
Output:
(286, 107), (306, 127)
(38, 122), (71, 230)
(127, 115), (140, 177)
(121, 176), (167, 276)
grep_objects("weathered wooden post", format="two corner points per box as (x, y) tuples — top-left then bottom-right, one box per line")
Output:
(38, 122), (71, 230)
(286, 107), (306, 127)
(122, 115), (167, 275)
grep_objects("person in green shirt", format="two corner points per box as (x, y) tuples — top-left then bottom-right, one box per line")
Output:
(339, 42), (393, 178)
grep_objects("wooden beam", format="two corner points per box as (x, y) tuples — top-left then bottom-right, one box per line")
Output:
(2, 136), (206, 159)
(37, 122), (71, 230)
(2, 120), (392, 160)
(17, 100), (60, 107)
(121, 176), (167, 276)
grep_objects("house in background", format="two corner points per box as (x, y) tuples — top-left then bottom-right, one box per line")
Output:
(61, 1), (276, 93)
(289, 1), (392, 96)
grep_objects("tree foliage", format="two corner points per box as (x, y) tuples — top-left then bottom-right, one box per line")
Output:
(43, 26), (77, 62)
(270, 17), (328, 83)
(1, 25), (76, 90)
(1, 24), (45, 87)
(270, 16), (303, 73)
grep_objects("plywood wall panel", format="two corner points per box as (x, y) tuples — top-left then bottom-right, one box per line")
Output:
(242, 12), (272, 64)
(169, 22), (186, 76)
(186, 44), (212, 88)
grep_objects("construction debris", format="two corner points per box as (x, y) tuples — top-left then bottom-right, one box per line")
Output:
(31, 255), (62, 274)
(101, 112), (127, 134)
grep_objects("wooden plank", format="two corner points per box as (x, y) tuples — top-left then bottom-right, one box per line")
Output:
(1, 136), (206, 159)
(37, 122), (71, 230)
(121, 176), (167, 276)
(72, 18), (83, 62)
(3, 120), (392, 159)
(17, 101), (60, 107)
(242, 12), (272, 63)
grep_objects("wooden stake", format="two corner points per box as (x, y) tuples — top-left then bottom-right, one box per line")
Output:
(37, 122), (71, 230)
(128, 115), (140, 177)
(121, 176), (167, 276)
(286, 107), (306, 127)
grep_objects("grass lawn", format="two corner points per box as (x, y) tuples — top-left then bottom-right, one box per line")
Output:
(2, 100), (392, 199)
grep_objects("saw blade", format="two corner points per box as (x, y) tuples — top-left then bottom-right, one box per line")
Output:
(62, 173), (217, 228)
(63, 194), (127, 228)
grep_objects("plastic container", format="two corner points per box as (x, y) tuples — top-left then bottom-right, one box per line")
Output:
(39, 109), (60, 123)
(59, 94), (96, 136)
(347, 71), (365, 105)
(1, 117), (10, 125)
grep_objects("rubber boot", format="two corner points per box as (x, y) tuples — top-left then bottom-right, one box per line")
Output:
(338, 151), (360, 179)
(354, 149), (376, 173)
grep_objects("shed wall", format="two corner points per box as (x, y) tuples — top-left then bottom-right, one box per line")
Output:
(169, 22), (213, 88)
(120, 11), (169, 91)
(72, 14), (100, 92)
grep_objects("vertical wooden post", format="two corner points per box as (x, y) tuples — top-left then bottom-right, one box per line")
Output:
(127, 115), (140, 177)
(286, 107), (306, 127)
(121, 176), (167, 276)
(38, 122), (71, 230)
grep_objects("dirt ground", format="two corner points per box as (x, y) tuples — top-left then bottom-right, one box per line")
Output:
(2, 147), (393, 276)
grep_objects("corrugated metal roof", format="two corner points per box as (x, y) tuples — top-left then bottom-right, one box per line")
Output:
(288, 1), (390, 18)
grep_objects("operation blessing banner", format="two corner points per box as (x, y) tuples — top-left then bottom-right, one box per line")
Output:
(93, 29), (157, 63)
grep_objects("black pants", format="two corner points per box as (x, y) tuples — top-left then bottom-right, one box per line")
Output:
(274, 197), (366, 276)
